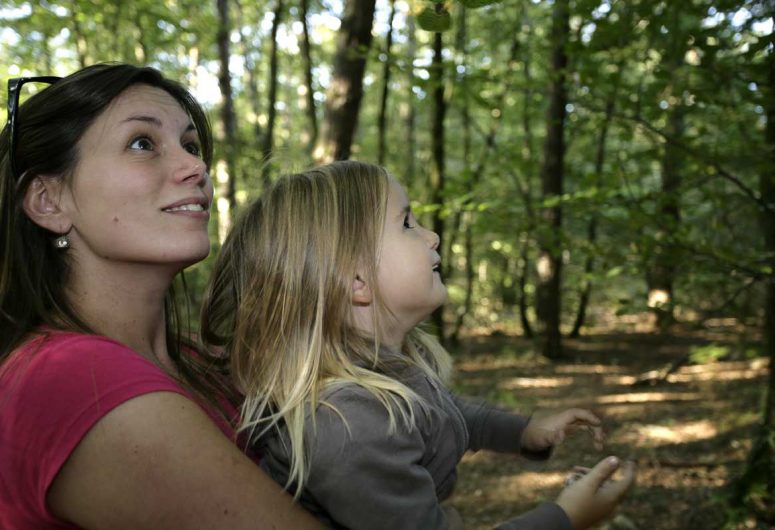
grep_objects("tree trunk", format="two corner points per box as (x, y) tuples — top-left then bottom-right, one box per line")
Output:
(314, 0), (377, 163)
(261, 0), (283, 187)
(429, 31), (447, 339)
(733, 32), (775, 520)
(646, 5), (686, 332)
(237, 1), (263, 151)
(70, 1), (89, 68)
(299, 0), (318, 152)
(216, 0), (238, 241)
(647, 102), (684, 331)
(404, 12), (417, 188)
(376, 0), (396, 166)
(569, 81), (618, 338)
(535, 0), (569, 359)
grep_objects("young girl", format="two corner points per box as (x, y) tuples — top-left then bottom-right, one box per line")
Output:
(202, 160), (635, 529)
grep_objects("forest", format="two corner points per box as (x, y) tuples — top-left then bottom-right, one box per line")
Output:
(1, 0), (773, 527)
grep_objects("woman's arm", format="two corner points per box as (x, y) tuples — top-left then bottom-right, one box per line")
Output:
(48, 392), (324, 529)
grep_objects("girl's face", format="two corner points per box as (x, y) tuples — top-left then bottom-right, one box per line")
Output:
(374, 176), (447, 335)
(59, 84), (213, 270)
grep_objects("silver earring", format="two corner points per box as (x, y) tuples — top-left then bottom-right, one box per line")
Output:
(54, 234), (70, 249)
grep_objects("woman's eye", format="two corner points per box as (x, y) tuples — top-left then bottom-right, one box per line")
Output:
(184, 142), (202, 157)
(403, 215), (415, 229)
(128, 136), (154, 151)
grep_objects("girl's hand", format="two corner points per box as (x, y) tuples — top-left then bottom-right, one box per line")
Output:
(521, 408), (605, 453)
(555, 456), (636, 530)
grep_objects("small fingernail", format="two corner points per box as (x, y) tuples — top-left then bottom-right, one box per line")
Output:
(608, 456), (619, 465)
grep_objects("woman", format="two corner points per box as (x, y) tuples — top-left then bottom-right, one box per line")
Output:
(0, 63), (322, 529)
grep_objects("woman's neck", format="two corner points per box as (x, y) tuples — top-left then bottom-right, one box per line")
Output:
(66, 259), (176, 366)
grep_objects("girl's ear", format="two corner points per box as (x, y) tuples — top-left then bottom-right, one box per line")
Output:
(22, 176), (72, 235)
(352, 275), (373, 305)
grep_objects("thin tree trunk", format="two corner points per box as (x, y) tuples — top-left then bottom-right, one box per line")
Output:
(535, 0), (569, 360)
(236, 1), (263, 150)
(299, 0), (318, 151)
(261, 0), (283, 187)
(314, 0), (377, 163)
(70, 1), (89, 68)
(404, 12), (417, 187)
(449, 7), (471, 345)
(429, 31), (447, 338)
(376, 0), (396, 166)
(569, 80), (618, 338)
(517, 17), (536, 339)
(216, 0), (238, 240)
(646, 5), (686, 332)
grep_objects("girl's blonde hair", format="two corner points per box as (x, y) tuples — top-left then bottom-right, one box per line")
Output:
(201, 160), (451, 496)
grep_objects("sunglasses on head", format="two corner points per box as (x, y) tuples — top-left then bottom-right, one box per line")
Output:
(6, 76), (62, 180)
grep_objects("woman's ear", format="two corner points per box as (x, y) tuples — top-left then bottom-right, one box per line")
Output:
(352, 275), (373, 305)
(22, 176), (72, 234)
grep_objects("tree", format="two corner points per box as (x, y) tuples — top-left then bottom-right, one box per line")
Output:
(535, 0), (570, 359)
(314, 0), (377, 163)
(216, 0), (238, 240)
(261, 0), (284, 187)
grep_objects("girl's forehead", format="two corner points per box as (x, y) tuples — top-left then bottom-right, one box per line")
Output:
(386, 176), (409, 205)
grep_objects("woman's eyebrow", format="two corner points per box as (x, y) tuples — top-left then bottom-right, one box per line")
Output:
(121, 116), (196, 134)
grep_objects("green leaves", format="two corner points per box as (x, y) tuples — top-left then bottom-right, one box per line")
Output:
(413, 0), (503, 33)
(416, 4), (452, 32)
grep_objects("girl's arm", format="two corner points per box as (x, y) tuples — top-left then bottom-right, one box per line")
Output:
(48, 392), (324, 529)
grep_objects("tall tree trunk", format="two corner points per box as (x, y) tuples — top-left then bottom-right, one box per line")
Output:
(70, 1), (89, 68)
(376, 0), (396, 166)
(535, 0), (569, 359)
(261, 0), (283, 187)
(449, 7), (471, 346)
(216, 0), (238, 241)
(517, 17), (536, 339)
(404, 12), (417, 187)
(646, 104), (684, 331)
(299, 0), (318, 152)
(569, 79), (619, 338)
(314, 0), (377, 163)
(646, 5), (686, 332)
(733, 32), (775, 520)
(429, 31), (447, 338)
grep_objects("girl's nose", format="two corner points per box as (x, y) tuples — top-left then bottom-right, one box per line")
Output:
(426, 227), (440, 250)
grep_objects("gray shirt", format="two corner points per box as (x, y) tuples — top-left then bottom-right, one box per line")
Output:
(255, 359), (571, 530)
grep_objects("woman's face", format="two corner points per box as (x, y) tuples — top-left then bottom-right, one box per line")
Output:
(61, 84), (213, 270)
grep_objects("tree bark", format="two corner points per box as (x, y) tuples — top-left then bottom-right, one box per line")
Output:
(261, 0), (283, 187)
(429, 31), (447, 339)
(299, 0), (318, 151)
(569, 76), (619, 338)
(216, 0), (238, 240)
(404, 12), (417, 188)
(535, 0), (569, 359)
(376, 0), (396, 166)
(733, 28), (775, 518)
(314, 0), (377, 163)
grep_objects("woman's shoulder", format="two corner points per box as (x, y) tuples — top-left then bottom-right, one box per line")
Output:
(1, 329), (180, 401)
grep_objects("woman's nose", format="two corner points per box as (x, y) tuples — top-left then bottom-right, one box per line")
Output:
(173, 149), (207, 187)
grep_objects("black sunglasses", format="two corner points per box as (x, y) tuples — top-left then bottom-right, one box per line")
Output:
(6, 76), (62, 180)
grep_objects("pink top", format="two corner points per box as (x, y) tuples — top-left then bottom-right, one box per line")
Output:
(0, 331), (239, 529)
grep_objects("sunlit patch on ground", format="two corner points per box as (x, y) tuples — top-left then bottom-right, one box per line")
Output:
(448, 327), (768, 530)
(619, 420), (719, 447)
(497, 376), (575, 389)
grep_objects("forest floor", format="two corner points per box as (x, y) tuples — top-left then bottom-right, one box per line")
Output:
(446, 317), (769, 530)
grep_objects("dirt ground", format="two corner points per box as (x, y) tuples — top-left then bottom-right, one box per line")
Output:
(445, 322), (769, 529)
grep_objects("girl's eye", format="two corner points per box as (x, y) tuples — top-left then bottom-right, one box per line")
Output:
(128, 136), (154, 151)
(403, 214), (415, 229)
